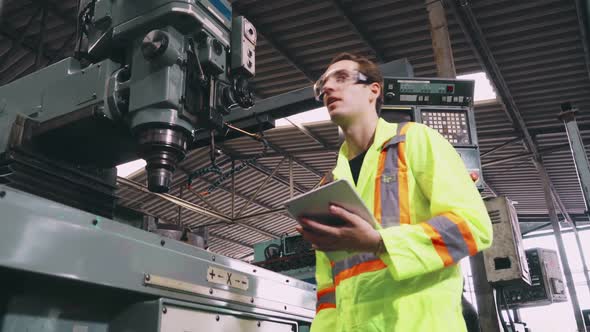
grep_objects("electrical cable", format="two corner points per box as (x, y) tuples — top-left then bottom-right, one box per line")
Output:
(501, 288), (516, 332)
(189, 122), (269, 195)
(495, 288), (510, 332)
(75, 0), (97, 60)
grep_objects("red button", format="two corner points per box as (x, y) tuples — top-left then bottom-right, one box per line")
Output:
(470, 172), (479, 182)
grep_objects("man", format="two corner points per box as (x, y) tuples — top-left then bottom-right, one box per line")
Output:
(295, 53), (493, 332)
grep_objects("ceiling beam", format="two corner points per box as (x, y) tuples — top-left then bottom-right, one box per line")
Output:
(331, 0), (385, 62)
(219, 142), (320, 189)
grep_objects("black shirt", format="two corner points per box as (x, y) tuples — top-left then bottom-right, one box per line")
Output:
(349, 150), (367, 185)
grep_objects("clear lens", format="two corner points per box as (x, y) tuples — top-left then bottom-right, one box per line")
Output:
(313, 69), (360, 101)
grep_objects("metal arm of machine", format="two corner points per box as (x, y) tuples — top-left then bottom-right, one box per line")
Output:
(0, 0), (257, 194)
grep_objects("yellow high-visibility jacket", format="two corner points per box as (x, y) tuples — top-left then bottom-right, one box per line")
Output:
(311, 118), (493, 332)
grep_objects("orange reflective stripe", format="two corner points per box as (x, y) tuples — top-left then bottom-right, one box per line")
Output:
(444, 212), (478, 256)
(316, 286), (336, 313)
(317, 286), (335, 299)
(333, 259), (387, 286)
(420, 222), (454, 267)
(316, 303), (336, 313)
(398, 123), (413, 224)
(374, 150), (388, 225)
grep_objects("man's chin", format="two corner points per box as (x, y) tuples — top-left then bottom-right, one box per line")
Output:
(329, 112), (349, 126)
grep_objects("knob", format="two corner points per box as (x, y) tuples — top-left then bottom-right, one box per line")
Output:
(385, 92), (396, 101)
(142, 30), (169, 60)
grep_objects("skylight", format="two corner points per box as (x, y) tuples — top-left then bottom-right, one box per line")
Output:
(116, 159), (146, 178)
(457, 71), (497, 103)
(274, 107), (331, 127)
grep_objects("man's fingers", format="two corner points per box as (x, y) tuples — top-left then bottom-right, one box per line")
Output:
(299, 228), (336, 247)
(299, 218), (341, 235)
(329, 204), (358, 225)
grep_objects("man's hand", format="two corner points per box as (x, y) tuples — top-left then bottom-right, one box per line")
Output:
(295, 204), (381, 252)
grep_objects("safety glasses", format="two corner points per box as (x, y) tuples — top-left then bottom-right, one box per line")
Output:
(313, 69), (370, 101)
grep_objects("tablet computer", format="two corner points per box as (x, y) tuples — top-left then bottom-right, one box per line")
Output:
(283, 179), (376, 228)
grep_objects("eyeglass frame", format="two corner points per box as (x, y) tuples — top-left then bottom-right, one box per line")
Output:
(313, 68), (372, 102)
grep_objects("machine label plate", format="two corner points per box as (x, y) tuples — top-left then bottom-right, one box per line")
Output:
(207, 266), (249, 290)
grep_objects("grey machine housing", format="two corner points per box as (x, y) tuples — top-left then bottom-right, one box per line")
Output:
(0, 1), (315, 331)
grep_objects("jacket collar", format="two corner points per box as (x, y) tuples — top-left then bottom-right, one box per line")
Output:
(339, 118), (398, 158)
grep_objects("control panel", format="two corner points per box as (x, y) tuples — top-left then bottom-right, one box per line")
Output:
(421, 109), (471, 145)
(252, 235), (316, 284)
(384, 78), (474, 107)
(503, 248), (567, 308)
(380, 77), (483, 190)
(483, 196), (531, 287)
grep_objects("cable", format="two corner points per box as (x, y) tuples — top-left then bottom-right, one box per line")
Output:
(495, 288), (510, 332)
(190, 123), (269, 195)
(187, 38), (206, 84)
(75, 0), (97, 60)
(500, 288), (516, 332)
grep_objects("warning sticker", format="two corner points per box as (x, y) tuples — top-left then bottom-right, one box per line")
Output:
(207, 266), (249, 291)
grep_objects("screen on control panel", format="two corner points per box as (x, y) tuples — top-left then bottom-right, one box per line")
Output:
(421, 109), (471, 145)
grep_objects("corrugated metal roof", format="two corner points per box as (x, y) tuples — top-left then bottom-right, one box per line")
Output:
(2, 0), (590, 259)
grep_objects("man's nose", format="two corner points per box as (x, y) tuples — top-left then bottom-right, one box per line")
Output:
(323, 77), (337, 91)
(322, 85), (335, 105)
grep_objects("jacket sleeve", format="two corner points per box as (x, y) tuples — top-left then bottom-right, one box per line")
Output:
(310, 250), (337, 332)
(377, 123), (493, 281)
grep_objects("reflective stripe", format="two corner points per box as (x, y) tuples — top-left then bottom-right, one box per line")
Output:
(332, 253), (379, 276)
(428, 216), (469, 263)
(398, 123), (413, 225)
(380, 143), (400, 227)
(374, 150), (386, 225)
(316, 286), (336, 313)
(422, 213), (478, 266)
(332, 253), (386, 286)
(316, 302), (336, 313)
(420, 222), (454, 266)
(317, 286), (335, 299)
(376, 123), (412, 227)
(443, 212), (478, 256)
(315, 286), (336, 314)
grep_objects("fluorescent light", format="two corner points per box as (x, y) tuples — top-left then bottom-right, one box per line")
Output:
(116, 159), (146, 178)
(274, 107), (330, 127)
(457, 72), (497, 103)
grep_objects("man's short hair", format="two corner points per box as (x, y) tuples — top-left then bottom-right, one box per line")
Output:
(328, 53), (384, 113)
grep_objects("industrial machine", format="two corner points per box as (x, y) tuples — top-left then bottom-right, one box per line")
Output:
(503, 248), (568, 308)
(483, 196), (531, 287)
(380, 77), (483, 190)
(253, 235), (316, 284)
(0, 1), (315, 331)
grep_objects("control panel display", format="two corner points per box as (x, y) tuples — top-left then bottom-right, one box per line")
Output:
(421, 110), (471, 145)
(383, 77), (474, 107)
(400, 82), (455, 94)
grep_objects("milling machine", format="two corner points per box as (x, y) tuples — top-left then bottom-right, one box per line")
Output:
(0, 1), (315, 331)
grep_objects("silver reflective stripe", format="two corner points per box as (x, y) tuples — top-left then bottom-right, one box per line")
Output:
(428, 215), (470, 263)
(380, 123), (408, 227)
(381, 143), (400, 227)
(332, 253), (380, 277)
(382, 134), (406, 149)
(317, 291), (335, 307)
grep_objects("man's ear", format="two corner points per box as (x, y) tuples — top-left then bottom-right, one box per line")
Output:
(369, 82), (381, 102)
